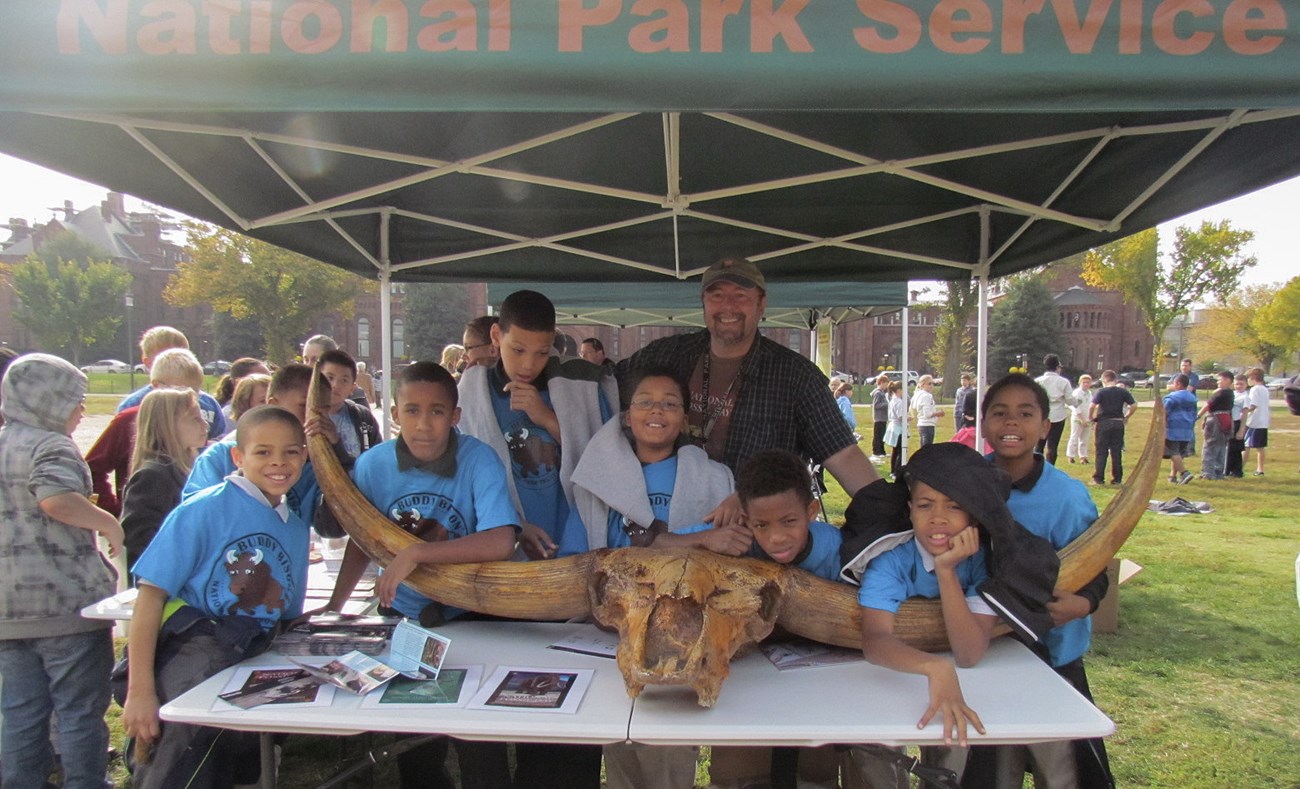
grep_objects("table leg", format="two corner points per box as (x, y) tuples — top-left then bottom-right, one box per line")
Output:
(260, 732), (276, 789)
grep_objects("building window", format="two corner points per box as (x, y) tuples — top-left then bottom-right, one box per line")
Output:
(357, 318), (370, 358)
(392, 318), (405, 359)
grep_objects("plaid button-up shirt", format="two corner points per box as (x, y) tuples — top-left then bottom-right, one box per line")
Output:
(616, 330), (856, 473)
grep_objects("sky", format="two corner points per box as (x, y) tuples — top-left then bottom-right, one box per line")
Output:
(0, 152), (1294, 289)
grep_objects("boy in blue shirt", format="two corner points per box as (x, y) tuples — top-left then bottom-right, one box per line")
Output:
(1163, 373), (1199, 484)
(123, 406), (309, 789)
(457, 290), (617, 560)
(972, 373), (1114, 789)
(847, 443), (1006, 785)
(184, 363), (321, 525)
(324, 361), (519, 789)
(680, 449), (843, 579)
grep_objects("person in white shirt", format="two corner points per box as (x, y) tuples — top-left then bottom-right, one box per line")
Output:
(910, 375), (944, 448)
(1034, 353), (1076, 465)
(1240, 367), (1271, 476)
(1065, 373), (1094, 464)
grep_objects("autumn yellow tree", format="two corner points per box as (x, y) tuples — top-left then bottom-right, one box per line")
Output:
(1256, 276), (1300, 370)
(1082, 221), (1255, 370)
(165, 224), (374, 364)
(1187, 283), (1288, 373)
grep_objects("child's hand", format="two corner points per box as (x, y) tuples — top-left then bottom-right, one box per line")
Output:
(304, 414), (338, 445)
(698, 523), (753, 556)
(517, 522), (557, 560)
(1047, 590), (1091, 626)
(703, 492), (746, 531)
(933, 527), (980, 572)
(376, 548), (418, 607)
(122, 690), (161, 746)
(919, 663), (986, 746)
(101, 522), (125, 559)
(503, 381), (554, 424)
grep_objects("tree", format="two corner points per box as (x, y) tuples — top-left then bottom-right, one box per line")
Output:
(988, 274), (1063, 377)
(1187, 283), (1288, 373)
(165, 224), (373, 365)
(1256, 276), (1300, 370)
(925, 279), (977, 397)
(1083, 221), (1255, 369)
(2, 231), (132, 364)
(403, 282), (472, 361)
(211, 312), (266, 360)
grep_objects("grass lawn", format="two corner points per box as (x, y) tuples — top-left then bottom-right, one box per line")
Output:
(101, 400), (1298, 788)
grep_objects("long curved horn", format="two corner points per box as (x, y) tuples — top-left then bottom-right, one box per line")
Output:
(778, 396), (1166, 651)
(306, 366), (594, 620)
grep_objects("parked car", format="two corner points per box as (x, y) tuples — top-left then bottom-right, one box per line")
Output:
(1266, 375), (1293, 392)
(203, 360), (232, 375)
(80, 359), (131, 374)
(133, 363), (147, 374)
(1135, 374), (1171, 389)
(1115, 371), (1142, 388)
(881, 370), (921, 386)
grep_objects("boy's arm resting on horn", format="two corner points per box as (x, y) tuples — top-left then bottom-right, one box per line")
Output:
(375, 526), (517, 607)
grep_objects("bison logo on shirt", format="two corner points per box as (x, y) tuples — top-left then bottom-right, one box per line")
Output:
(505, 427), (559, 478)
(225, 549), (284, 616)
(390, 507), (450, 542)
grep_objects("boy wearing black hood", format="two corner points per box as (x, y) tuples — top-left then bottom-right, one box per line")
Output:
(840, 441), (1059, 787)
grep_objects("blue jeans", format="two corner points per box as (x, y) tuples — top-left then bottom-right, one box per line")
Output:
(0, 629), (113, 789)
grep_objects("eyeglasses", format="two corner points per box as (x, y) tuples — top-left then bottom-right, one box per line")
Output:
(463, 342), (492, 352)
(630, 399), (683, 413)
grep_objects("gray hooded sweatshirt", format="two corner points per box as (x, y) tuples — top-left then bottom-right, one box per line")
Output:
(0, 354), (116, 639)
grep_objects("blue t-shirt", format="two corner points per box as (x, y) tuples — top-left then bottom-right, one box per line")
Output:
(1004, 460), (1099, 667)
(1163, 388), (1199, 441)
(133, 479), (310, 631)
(560, 455), (678, 555)
(677, 518), (843, 581)
(184, 437), (320, 524)
(858, 538), (989, 613)
(119, 385), (227, 440)
(488, 371), (568, 542)
(352, 435), (518, 620)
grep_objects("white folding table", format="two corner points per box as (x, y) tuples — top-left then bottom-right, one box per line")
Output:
(159, 621), (1114, 787)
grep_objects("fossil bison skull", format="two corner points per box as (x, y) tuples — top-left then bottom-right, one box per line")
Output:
(589, 547), (786, 707)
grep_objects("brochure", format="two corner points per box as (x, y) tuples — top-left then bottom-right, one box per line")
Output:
(467, 666), (594, 714)
(291, 651), (402, 696)
(359, 665), (483, 708)
(385, 619), (452, 679)
(272, 613), (400, 656)
(216, 665), (337, 710)
(760, 639), (864, 672)
(547, 625), (618, 660)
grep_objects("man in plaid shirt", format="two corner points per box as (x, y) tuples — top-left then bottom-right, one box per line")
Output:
(615, 256), (878, 529)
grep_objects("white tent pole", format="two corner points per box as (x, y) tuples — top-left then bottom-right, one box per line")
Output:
(379, 209), (393, 438)
(975, 205), (992, 449)
(901, 302), (910, 468)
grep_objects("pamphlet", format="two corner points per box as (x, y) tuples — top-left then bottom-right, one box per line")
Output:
(291, 651), (402, 696)
(272, 613), (400, 656)
(385, 619), (452, 679)
(547, 625), (619, 660)
(360, 665), (483, 708)
(760, 639), (864, 672)
(467, 666), (594, 714)
(216, 665), (337, 710)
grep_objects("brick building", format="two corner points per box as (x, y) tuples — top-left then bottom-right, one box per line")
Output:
(0, 191), (409, 370)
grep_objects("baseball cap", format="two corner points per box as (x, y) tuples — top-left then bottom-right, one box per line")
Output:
(701, 257), (766, 292)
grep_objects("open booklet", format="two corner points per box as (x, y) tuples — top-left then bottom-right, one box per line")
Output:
(217, 619), (450, 708)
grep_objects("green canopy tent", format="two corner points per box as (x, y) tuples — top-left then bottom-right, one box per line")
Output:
(3, 2), (1300, 396)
